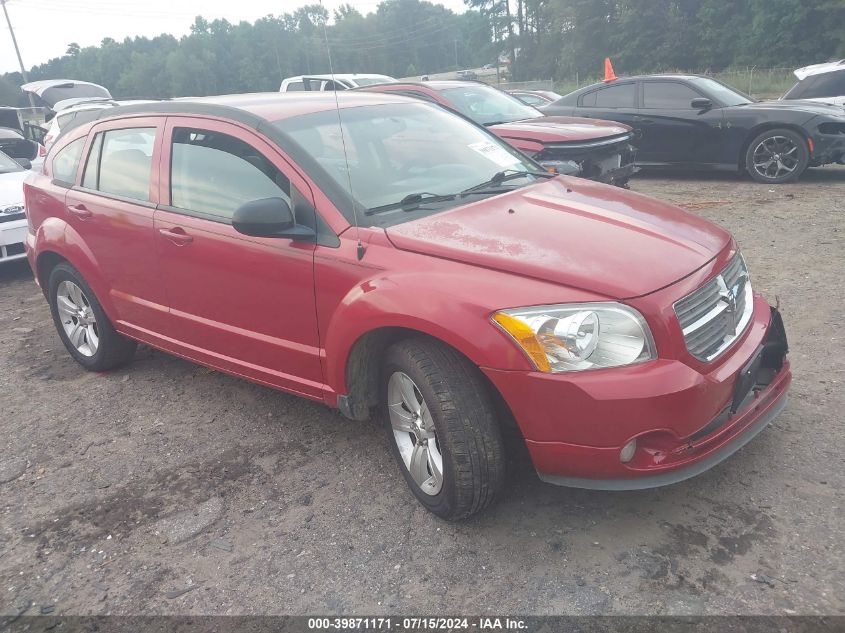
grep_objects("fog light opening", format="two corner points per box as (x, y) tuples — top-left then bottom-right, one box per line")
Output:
(620, 439), (637, 463)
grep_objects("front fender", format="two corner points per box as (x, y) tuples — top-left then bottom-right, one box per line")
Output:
(33, 217), (118, 319)
(322, 271), (536, 398)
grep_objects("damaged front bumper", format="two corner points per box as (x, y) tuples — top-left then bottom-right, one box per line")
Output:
(535, 136), (638, 186)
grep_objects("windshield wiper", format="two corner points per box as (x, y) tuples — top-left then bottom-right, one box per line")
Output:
(461, 169), (555, 195)
(365, 191), (457, 215)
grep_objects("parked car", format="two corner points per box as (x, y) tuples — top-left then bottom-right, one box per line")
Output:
(508, 89), (564, 107)
(544, 74), (845, 184)
(783, 60), (845, 106)
(0, 150), (29, 264)
(0, 107), (46, 169)
(361, 80), (637, 186)
(21, 79), (116, 151)
(280, 74), (396, 92)
(24, 93), (791, 520)
(456, 70), (478, 81)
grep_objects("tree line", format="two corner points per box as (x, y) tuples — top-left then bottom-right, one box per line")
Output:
(1, 0), (843, 106)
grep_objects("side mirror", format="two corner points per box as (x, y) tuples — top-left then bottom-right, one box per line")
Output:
(15, 158), (32, 170)
(691, 98), (712, 110)
(232, 197), (315, 241)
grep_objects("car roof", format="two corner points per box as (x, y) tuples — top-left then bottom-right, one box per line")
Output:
(374, 80), (488, 91)
(284, 74), (394, 81)
(793, 60), (845, 80)
(63, 91), (419, 133)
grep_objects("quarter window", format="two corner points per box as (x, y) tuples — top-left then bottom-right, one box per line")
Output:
(51, 137), (86, 185)
(797, 71), (845, 99)
(169, 128), (291, 222)
(643, 82), (700, 108)
(593, 83), (636, 108)
(286, 81), (304, 92)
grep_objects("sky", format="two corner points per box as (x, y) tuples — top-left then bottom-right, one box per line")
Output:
(1, 0), (467, 74)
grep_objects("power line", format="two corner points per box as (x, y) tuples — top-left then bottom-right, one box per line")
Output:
(1, 0), (35, 105)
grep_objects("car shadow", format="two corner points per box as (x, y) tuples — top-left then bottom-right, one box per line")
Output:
(633, 164), (845, 183)
(0, 259), (34, 283)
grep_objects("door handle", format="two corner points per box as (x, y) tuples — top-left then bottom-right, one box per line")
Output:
(158, 227), (193, 246)
(67, 203), (92, 219)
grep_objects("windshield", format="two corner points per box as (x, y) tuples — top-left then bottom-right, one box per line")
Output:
(0, 150), (23, 173)
(689, 77), (753, 106)
(274, 102), (544, 226)
(440, 84), (543, 125)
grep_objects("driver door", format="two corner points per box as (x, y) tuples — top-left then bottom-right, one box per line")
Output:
(154, 117), (323, 398)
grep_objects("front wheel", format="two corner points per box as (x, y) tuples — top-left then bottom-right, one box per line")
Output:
(745, 128), (809, 184)
(381, 338), (505, 520)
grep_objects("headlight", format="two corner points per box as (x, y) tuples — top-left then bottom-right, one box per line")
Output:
(536, 158), (581, 176)
(492, 303), (656, 372)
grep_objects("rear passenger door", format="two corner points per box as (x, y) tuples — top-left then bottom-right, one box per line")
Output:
(65, 117), (169, 334)
(154, 117), (323, 397)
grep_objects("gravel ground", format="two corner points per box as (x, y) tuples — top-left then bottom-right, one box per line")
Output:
(0, 167), (843, 617)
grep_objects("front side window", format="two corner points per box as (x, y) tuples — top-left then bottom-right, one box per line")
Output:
(170, 128), (292, 222)
(643, 82), (701, 109)
(593, 83), (636, 108)
(439, 84), (542, 125)
(688, 77), (752, 106)
(52, 137), (86, 184)
(275, 102), (545, 227)
(82, 127), (155, 201)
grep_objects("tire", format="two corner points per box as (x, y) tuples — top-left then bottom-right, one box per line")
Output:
(48, 263), (137, 371)
(745, 128), (809, 184)
(381, 338), (505, 520)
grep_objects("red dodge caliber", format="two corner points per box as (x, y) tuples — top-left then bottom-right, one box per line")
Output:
(24, 92), (791, 520)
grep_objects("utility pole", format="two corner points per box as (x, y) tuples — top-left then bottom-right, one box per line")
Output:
(1, 0), (35, 107)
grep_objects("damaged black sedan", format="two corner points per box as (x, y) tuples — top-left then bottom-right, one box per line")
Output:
(543, 74), (845, 184)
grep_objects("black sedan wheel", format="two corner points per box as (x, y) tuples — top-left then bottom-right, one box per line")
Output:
(745, 129), (809, 184)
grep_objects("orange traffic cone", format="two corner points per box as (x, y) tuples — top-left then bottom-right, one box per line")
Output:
(603, 57), (617, 82)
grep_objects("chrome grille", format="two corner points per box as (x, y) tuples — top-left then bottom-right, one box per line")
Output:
(674, 254), (753, 361)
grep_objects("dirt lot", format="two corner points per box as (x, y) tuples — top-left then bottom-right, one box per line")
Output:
(1, 167), (843, 617)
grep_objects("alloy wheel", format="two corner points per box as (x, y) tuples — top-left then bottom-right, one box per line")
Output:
(56, 280), (99, 357)
(387, 371), (444, 496)
(751, 135), (800, 180)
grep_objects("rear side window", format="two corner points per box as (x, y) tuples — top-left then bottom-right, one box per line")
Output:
(593, 83), (636, 108)
(82, 127), (155, 201)
(643, 82), (700, 108)
(285, 81), (304, 92)
(793, 71), (845, 99)
(169, 128), (291, 222)
(52, 137), (86, 185)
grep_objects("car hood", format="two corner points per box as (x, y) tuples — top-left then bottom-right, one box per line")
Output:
(385, 178), (730, 299)
(490, 116), (632, 144)
(20, 80), (112, 108)
(744, 99), (845, 116)
(0, 170), (28, 206)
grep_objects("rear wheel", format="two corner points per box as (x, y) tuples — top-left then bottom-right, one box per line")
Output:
(745, 128), (809, 184)
(48, 263), (136, 371)
(381, 338), (505, 520)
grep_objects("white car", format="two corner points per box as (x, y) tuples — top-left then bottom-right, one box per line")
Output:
(21, 79), (116, 150)
(782, 60), (845, 105)
(0, 150), (29, 264)
(280, 74), (395, 92)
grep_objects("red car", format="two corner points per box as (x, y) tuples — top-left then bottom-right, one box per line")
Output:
(360, 81), (637, 186)
(24, 92), (791, 520)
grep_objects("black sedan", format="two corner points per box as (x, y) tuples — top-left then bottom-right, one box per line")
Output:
(543, 74), (845, 184)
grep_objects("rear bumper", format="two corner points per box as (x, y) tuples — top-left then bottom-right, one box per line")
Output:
(482, 300), (791, 488)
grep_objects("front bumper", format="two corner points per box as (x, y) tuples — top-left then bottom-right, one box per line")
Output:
(537, 141), (638, 186)
(0, 216), (27, 263)
(482, 299), (791, 489)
